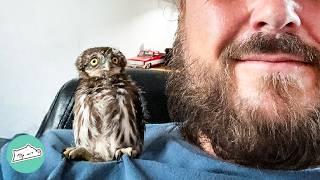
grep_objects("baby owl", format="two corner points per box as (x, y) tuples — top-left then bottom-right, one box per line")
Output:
(63, 47), (146, 161)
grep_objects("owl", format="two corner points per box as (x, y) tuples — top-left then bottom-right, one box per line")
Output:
(63, 47), (146, 161)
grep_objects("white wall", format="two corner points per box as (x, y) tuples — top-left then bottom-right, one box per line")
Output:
(0, 0), (178, 138)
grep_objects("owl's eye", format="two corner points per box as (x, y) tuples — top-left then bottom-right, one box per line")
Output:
(112, 57), (119, 64)
(90, 58), (99, 66)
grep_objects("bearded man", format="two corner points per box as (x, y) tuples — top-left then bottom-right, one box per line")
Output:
(1, 0), (320, 179)
(167, 0), (320, 170)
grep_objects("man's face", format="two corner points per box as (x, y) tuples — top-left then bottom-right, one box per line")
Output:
(185, 0), (320, 115)
(167, 0), (320, 170)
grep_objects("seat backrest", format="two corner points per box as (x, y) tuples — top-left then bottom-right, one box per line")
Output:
(36, 68), (171, 137)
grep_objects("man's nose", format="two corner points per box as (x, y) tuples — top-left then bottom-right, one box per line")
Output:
(249, 0), (301, 32)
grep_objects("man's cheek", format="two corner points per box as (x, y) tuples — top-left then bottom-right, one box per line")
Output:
(299, 1), (320, 46)
(184, 8), (225, 63)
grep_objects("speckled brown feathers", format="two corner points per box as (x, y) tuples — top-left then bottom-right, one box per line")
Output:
(63, 47), (146, 161)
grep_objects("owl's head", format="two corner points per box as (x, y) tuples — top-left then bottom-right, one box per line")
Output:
(76, 47), (127, 78)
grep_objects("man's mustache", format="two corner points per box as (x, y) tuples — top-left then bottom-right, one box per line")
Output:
(221, 33), (320, 65)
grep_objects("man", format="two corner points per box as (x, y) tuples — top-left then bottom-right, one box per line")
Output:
(1, 0), (320, 179)
(167, 0), (320, 170)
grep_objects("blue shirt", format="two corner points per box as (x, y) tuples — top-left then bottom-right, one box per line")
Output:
(1, 123), (320, 180)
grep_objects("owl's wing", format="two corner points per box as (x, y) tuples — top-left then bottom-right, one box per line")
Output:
(133, 88), (148, 140)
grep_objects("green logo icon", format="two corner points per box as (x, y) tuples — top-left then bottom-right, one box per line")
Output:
(6, 135), (45, 173)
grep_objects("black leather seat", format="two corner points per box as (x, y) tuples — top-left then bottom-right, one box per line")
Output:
(35, 68), (171, 138)
(0, 138), (8, 149)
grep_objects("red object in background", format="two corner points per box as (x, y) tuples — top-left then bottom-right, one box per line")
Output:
(127, 50), (165, 69)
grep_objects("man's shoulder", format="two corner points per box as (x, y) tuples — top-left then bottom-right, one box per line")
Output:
(145, 122), (179, 138)
(145, 122), (178, 131)
(2, 123), (320, 179)
(43, 122), (180, 143)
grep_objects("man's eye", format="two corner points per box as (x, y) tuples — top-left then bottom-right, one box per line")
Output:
(90, 58), (99, 66)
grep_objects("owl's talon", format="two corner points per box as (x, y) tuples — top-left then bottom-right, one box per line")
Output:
(115, 149), (123, 160)
(62, 147), (68, 158)
(63, 147), (95, 161)
(116, 152), (122, 161)
(63, 147), (76, 159)
(115, 147), (138, 160)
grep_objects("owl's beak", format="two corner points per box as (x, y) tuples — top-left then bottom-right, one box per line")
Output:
(102, 61), (110, 71)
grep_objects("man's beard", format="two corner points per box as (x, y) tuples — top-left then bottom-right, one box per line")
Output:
(166, 25), (320, 170)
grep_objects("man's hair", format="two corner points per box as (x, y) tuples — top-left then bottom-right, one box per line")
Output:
(176, 0), (185, 19)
